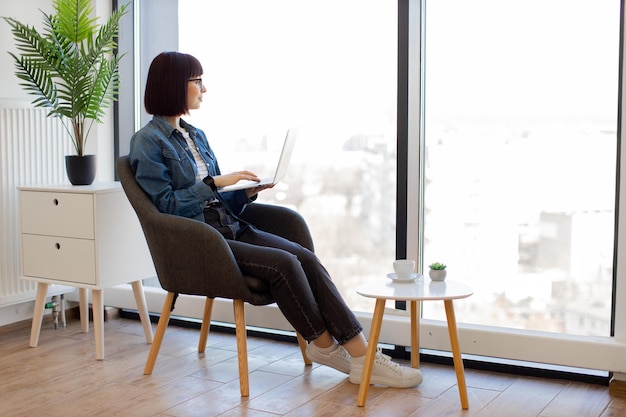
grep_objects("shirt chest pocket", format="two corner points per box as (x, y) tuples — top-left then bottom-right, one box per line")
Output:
(162, 149), (196, 184)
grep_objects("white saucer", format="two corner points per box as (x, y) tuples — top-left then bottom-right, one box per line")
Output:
(386, 272), (422, 283)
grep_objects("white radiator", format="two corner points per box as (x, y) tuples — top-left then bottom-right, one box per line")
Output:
(0, 104), (72, 306)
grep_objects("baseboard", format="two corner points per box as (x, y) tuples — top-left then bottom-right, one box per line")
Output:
(0, 305), (121, 335)
(93, 305), (121, 321)
(0, 306), (79, 335)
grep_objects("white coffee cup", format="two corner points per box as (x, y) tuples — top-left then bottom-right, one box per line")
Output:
(393, 259), (415, 278)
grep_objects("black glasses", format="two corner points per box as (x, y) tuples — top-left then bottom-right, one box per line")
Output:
(188, 78), (203, 87)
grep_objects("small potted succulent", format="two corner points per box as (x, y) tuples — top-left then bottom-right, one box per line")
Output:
(428, 262), (447, 281)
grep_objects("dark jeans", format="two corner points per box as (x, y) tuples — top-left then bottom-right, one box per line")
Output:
(203, 204), (241, 239)
(224, 224), (363, 345)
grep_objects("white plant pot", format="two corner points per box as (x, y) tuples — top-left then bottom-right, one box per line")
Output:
(429, 269), (447, 281)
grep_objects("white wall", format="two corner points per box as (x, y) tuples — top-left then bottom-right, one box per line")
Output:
(0, 0), (115, 180)
(1, 2), (51, 101)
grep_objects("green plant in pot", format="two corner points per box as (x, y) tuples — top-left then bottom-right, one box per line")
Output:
(428, 262), (447, 281)
(3, 0), (128, 185)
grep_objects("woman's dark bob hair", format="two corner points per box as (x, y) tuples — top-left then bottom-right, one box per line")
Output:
(144, 51), (203, 116)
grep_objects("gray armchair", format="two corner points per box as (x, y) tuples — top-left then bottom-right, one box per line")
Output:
(116, 156), (311, 397)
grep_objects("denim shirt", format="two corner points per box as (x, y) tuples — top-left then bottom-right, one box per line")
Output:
(129, 115), (251, 221)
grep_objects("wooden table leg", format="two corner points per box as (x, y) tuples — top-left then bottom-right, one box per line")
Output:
(131, 280), (153, 343)
(444, 300), (469, 409)
(357, 298), (386, 407)
(92, 289), (104, 360)
(29, 282), (49, 348)
(410, 300), (420, 368)
(79, 288), (89, 333)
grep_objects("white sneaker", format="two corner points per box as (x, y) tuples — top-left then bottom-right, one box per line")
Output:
(305, 343), (352, 374)
(349, 350), (423, 388)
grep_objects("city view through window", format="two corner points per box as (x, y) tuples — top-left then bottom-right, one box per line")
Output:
(177, 0), (619, 338)
(421, 0), (619, 336)
(178, 0), (398, 315)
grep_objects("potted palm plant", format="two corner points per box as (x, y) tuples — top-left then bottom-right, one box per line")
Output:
(3, 0), (128, 185)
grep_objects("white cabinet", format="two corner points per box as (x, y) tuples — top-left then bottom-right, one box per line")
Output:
(19, 182), (155, 359)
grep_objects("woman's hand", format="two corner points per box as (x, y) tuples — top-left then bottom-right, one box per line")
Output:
(213, 171), (260, 188)
(246, 183), (275, 198)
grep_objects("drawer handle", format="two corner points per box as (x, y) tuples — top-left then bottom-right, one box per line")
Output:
(53, 198), (59, 206)
(55, 243), (61, 250)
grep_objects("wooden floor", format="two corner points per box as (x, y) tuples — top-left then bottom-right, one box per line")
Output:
(1, 314), (626, 417)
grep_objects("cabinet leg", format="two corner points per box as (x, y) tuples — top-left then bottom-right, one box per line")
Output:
(29, 283), (49, 348)
(131, 280), (153, 343)
(60, 294), (67, 328)
(92, 289), (104, 360)
(79, 288), (89, 333)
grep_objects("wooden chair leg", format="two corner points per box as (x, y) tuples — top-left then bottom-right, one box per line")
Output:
(144, 292), (175, 375)
(198, 298), (214, 353)
(296, 333), (312, 365)
(233, 299), (249, 397)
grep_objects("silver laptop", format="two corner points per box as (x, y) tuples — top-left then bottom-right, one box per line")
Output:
(218, 127), (299, 193)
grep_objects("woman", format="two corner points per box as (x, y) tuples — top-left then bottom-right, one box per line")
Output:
(129, 51), (422, 388)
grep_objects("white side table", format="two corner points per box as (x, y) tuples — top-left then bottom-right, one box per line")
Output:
(18, 182), (156, 360)
(356, 277), (473, 409)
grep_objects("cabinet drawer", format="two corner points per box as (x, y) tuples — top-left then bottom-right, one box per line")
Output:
(20, 191), (94, 238)
(22, 234), (97, 285)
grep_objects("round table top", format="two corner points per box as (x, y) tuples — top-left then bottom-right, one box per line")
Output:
(356, 276), (473, 301)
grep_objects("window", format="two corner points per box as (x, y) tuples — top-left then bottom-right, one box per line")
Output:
(111, 0), (626, 376)
(178, 0), (398, 312)
(421, 0), (619, 337)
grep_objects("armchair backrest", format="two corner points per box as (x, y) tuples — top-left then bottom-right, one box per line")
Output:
(116, 155), (315, 306)
(116, 156), (161, 220)
(116, 155), (267, 302)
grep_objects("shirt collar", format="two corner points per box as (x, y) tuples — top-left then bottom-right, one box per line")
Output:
(151, 115), (198, 138)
